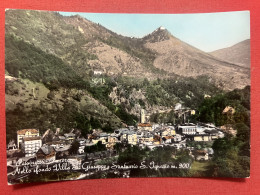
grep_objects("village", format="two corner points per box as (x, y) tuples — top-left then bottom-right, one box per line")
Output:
(6, 105), (228, 182)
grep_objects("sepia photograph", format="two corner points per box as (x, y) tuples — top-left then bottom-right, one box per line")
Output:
(5, 9), (250, 184)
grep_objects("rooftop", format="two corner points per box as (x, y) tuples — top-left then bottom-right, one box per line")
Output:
(23, 136), (42, 141)
(138, 123), (152, 127)
(38, 145), (56, 155)
(17, 129), (39, 135)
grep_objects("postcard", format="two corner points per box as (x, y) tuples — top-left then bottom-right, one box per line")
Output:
(5, 9), (250, 184)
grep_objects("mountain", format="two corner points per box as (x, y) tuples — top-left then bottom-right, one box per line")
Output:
(5, 10), (250, 90)
(142, 27), (250, 90)
(210, 39), (250, 68)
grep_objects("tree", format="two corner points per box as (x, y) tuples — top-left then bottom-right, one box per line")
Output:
(142, 78), (149, 86)
(235, 123), (250, 142)
(69, 140), (80, 155)
(84, 141), (106, 153)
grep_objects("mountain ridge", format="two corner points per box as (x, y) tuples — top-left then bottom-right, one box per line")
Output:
(5, 9), (250, 91)
(210, 39), (250, 68)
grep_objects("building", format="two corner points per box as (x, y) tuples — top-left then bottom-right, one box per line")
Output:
(193, 150), (209, 161)
(174, 103), (182, 111)
(178, 125), (197, 135)
(93, 70), (104, 75)
(7, 140), (17, 150)
(139, 133), (154, 144)
(78, 146), (85, 154)
(99, 133), (109, 144)
(36, 145), (56, 162)
(45, 141), (64, 150)
(22, 136), (42, 157)
(127, 132), (138, 145)
(17, 129), (40, 149)
(108, 134), (118, 144)
(64, 133), (76, 142)
(161, 128), (176, 137)
(192, 134), (213, 142)
(173, 134), (182, 142)
(140, 109), (146, 123)
(137, 123), (152, 131)
(190, 110), (196, 115)
(77, 138), (86, 146)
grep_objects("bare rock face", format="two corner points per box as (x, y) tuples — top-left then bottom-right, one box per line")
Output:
(83, 41), (145, 76)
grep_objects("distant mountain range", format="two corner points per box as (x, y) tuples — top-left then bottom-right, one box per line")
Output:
(5, 9), (250, 91)
(210, 39), (250, 68)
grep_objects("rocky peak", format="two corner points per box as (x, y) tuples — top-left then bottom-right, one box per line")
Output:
(142, 26), (172, 43)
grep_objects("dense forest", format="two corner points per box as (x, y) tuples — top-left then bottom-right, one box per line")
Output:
(196, 86), (250, 177)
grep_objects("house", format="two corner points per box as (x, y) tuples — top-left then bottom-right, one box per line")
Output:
(128, 126), (135, 131)
(91, 133), (109, 144)
(58, 136), (66, 141)
(93, 70), (103, 75)
(163, 136), (173, 144)
(114, 128), (128, 136)
(222, 106), (235, 115)
(193, 150), (209, 161)
(17, 129), (40, 149)
(153, 135), (161, 145)
(78, 146), (85, 154)
(220, 124), (237, 136)
(108, 133), (118, 144)
(127, 132), (138, 145)
(173, 134), (182, 142)
(190, 110), (196, 115)
(174, 103), (182, 111)
(204, 94), (211, 99)
(7, 157), (18, 167)
(161, 128), (176, 137)
(77, 138), (86, 146)
(172, 143), (185, 149)
(117, 130), (137, 145)
(193, 135), (211, 142)
(92, 138), (100, 144)
(7, 140), (17, 150)
(189, 129), (221, 142)
(36, 145), (56, 162)
(45, 141), (64, 149)
(204, 130), (219, 140)
(64, 133), (75, 142)
(137, 123), (152, 131)
(139, 132), (154, 144)
(21, 136), (42, 157)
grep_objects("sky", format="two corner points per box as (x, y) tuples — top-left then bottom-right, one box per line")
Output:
(60, 11), (250, 52)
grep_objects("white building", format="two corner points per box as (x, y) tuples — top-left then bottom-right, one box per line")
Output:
(178, 125), (197, 135)
(17, 129), (40, 149)
(93, 70), (103, 75)
(22, 136), (42, 157)
(174, 103), (182, 111)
